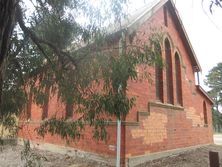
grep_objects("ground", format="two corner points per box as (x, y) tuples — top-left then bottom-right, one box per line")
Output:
(0, 145), (109, 167)
(136, 145), (221, 167)
(0, 135), (222, 167)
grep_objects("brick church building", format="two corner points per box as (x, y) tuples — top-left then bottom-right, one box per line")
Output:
(18, 0), (214, 166)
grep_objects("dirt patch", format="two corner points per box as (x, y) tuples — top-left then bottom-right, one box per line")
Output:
(136, 145), (222, 167)
(1, 144), (222, 167)
(0, 145), (109, 167)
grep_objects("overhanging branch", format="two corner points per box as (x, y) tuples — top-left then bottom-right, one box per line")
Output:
(16, 5), (77, 68)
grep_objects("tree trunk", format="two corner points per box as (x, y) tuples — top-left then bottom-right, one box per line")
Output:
(0, 0), (17, 116)
(0, 72), (3, 118)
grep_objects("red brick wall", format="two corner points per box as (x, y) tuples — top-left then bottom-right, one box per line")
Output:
(18, 2), (213, 162)
(124, 4), (213, 157)
(18, 87), (119, 156)
(18, 122), (118, 156)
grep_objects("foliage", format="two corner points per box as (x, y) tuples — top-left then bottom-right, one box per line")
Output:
(1, 0), (164, 141)
(0, 0), (127, 139)
(212, 108), (222, 131)
(209, 0), (222, 13)
(205, 62), (222, 130)
(37, 31), (163, 140)
(21, 140), (46, 167)
(205, 63), (222, 108)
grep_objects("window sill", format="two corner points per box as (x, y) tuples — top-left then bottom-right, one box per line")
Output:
(193, 124), (208, 128)
(204, 124), (208, 128)
(19, 120), (41, 124)
(148, 101), (184, 111)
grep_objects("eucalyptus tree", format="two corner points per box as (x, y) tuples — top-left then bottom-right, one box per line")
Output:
(205, 63), (222, 131)
(0, 0), (162, 140)
(209, 0), (222, 13)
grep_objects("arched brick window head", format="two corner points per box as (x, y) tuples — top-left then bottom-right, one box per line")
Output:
(203, 101), (208, 125)
(155, 43), (164, 102)
(175, 53), (183, 106)
(165, 39), (174, 104)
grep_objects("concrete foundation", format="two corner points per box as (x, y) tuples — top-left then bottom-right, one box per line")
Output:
(126, 144), (211, 166)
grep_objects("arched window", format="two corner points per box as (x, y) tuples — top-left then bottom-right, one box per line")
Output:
(175, 53), (183, 106)
(155, 43), (164, 102)
(165, 38), (174, 104)
(66, 103), (73, 118)
(203, 101), (208, 125)
(42, 86), (50, 120)
(27, 91), (32, 119)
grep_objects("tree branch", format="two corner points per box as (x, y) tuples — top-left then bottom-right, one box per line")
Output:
(16, 5), (77, 68)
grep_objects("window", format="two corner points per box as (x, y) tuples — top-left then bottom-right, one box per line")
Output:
(42, 87), (50, 120)
(65, 103), (73, 118)
(203, 101), (208, 125)
(164, 6), (168, 27)
(175, 53), (183, 106)
(165, 38), (174, 104)
(27, 91), (32, 119)
(155, 43), (164, 102)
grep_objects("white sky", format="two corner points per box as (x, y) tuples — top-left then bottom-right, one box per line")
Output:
(129, 0), (222, 89)
(175, 0), (222, 89)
